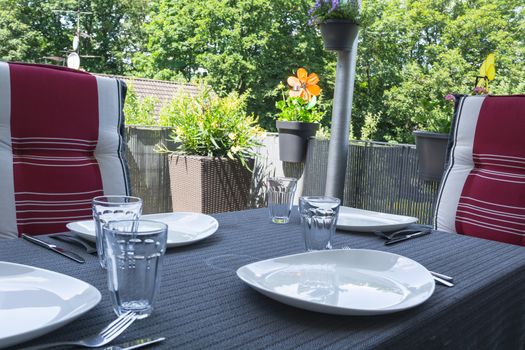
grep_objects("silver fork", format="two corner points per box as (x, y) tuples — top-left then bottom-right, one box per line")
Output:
(21, 311), (138, 350)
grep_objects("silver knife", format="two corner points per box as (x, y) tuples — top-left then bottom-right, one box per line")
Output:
(103, 337), (166, 350)
(384, 230), (431, 245)
(22, 234), (85, 263)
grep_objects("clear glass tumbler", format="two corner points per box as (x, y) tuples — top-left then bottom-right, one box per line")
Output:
(267, 177), (298, 224)
(299, 196), (341, 251)
(92, 196), (142, 268)
(104, 219), (168, 319)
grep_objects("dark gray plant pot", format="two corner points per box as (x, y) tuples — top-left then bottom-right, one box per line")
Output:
(413, 131), (449, 182)
(276, 120), (319, 163)
(319, 20), (359, 51)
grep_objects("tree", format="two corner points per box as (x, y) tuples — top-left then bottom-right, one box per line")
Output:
(360, 0), (525, 142)
(0, 0), (148, 75)
(132, 0), (335, 130)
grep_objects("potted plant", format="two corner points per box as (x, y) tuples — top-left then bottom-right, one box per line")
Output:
(414, 53), (496, 181)
(275, 68), (324, 162)
(309, 0), (360, 51)
(159, 85), (264, 214)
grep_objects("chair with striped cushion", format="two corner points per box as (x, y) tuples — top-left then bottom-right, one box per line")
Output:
(0, 62), (130, 238)
(434, 95), (525, 245)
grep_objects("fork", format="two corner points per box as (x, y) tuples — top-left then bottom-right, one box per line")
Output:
(21, 311), (138, 350)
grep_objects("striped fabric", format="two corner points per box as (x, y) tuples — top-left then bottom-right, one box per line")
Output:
(434, 95), (525, 245)
(0, 62), (130, 238)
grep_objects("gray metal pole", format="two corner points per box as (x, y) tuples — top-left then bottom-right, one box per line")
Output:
(324, 36), (359, 199)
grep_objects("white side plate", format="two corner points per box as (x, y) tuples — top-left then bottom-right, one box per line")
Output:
(0, 262), (101, 348)
(67, 212), (219, 248)
(336, 207), (418, 232)
(237, 249), (434, 316)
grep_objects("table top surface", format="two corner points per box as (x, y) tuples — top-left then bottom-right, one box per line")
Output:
(3, 207), (525, 350)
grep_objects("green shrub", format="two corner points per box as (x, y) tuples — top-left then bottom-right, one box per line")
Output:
(159, 85), (264, 169)
(123, 84), (159, 126)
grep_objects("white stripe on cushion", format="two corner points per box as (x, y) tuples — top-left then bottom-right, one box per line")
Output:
(0, 62), (18, 238)
(95, 76), (127, 196)
(435, 96), (485, 233)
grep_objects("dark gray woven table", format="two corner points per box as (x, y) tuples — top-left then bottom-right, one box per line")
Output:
(4, 208), (525, 350)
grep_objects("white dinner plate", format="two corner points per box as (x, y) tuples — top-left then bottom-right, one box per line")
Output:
(0, 262), (101, 348)
(237, 249), (434, 316)
(66, 212), (219, 248)
(336, 206), (418, 232)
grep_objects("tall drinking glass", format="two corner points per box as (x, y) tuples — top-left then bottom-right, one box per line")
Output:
(104, 219), (167, 319)
(92, 196), (142, 268)
(267, 177), (297, 224)
(299, 196), (340, 251)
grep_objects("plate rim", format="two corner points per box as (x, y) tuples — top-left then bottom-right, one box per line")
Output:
(0, 261), (101, 348)
(66, 211), (219, 247)
(336, 206), (419, 232)
(236, 249), (435, 316)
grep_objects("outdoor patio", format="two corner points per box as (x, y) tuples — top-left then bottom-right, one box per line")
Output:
(1, 0), (524, 349)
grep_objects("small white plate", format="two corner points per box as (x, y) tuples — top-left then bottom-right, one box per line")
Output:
(336, 207), (418, 232)
(237, 249), (434, 316)
(0, 262), (101, 348)
(67, 212), (219, 248)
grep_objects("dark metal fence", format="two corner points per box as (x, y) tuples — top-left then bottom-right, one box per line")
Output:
(125, 126), (172, 214)
(125, 126), (440, 224)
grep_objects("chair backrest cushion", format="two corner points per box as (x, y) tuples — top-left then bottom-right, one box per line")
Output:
(434, 95), (525, 245)
(0, 62), (130, 238)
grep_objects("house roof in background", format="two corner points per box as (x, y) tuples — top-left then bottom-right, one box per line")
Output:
(97, 74), (199, 118)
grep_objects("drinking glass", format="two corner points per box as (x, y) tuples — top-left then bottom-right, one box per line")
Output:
(299, 196), (340, 251)
(267, 177), (297, 224)
(104, 219), (168, 319)
(92, 196), (142, 268)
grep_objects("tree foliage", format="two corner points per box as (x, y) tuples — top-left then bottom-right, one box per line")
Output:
(357, 0), (524, 141)
(0, 0), (148, 74)
(1, 0), (523, 142)
(132, 0), (335, 130)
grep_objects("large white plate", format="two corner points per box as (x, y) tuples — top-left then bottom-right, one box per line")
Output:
(67, 212), (219, 248)
(336, 207), (418, 232)
(237, 249), (434, 316)
(0, 262), (101, 348)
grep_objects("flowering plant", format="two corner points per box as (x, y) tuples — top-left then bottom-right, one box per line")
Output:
(275, 68), (324, 123)
(445, 53), (496, 102)
(308, 0), (360, 25)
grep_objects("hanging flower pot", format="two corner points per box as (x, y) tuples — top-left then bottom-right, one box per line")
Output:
(276, 120), (319, 163)
(413, 130), (450, 182)
(319, 20), (359, 51)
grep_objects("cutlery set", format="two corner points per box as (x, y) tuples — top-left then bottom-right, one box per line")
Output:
(21, 234), (86, 264)
(49, 233), (98, 254)
(374, 227), (432, 245)
(430, 271), (454, 287)
(373, 228), (455, 287)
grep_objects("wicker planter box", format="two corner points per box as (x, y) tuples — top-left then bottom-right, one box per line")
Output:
(168, 154), (254, 214)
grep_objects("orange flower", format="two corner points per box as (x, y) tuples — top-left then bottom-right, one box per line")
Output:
(287, 68), (321, 101)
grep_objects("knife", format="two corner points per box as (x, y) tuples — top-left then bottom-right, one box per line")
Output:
(22, 234), (85, 263)
(102, 337), (166, 350)
(384, 230), (431, 245)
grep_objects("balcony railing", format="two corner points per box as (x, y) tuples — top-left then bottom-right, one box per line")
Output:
(126, 126), (440, 225)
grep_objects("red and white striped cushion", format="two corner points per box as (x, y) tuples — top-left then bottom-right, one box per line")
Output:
(434, 95), (525, 245)
(0, 62), (130, 238)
